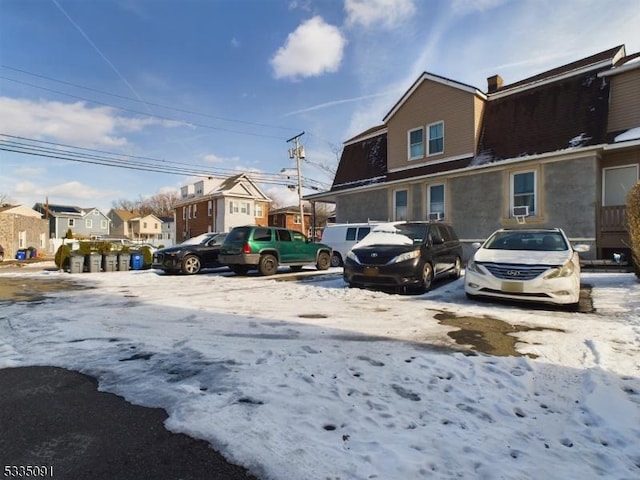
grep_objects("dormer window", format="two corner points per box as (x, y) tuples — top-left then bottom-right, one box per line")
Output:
(427, 121), (444, 155)
(408, 127), (424, 160)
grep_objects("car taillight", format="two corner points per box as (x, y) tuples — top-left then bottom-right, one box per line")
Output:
(242, 243), (251, 254)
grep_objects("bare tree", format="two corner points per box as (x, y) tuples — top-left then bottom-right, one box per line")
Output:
(0, 192), (15, 207)
(111, 191), (179, 218)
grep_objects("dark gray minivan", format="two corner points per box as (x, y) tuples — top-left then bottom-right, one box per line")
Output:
(343, 221), (462, 293)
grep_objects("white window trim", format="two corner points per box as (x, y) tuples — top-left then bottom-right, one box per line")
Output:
(85, 219), (93, 228)
(427, 121), (444, 156)
(510, 170), (537, 217)
(602, 164), (639, 206)
(407, 127), (424, 161)
(427, 183), (445, 216)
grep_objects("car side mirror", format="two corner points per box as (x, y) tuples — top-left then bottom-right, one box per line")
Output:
(432, 237), (445, 245)
(471, 242), (482, 250)
(573, 244), (590, 253)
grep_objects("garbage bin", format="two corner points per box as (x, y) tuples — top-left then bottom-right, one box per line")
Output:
(118, 253), (131, 271)
(87, 253), (102, 273)
(130, 252), (143, 270)
(69, 255), (84, 274)
(16, 250), (26, 261)
(102, 254), (117, 272)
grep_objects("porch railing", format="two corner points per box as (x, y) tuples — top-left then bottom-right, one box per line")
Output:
(600, 206), (627, 232)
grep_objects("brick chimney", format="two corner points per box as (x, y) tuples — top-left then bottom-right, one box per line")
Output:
(487, 74), (503, 93)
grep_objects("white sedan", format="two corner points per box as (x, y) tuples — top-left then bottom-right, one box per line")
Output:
(464, 228), (588, 306)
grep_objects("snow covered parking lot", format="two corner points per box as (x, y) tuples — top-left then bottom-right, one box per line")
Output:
(1, 267), (639, 479)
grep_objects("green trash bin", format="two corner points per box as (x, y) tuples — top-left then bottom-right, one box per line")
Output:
(69, 255), (84, 274)
(118, 253), (131, 271)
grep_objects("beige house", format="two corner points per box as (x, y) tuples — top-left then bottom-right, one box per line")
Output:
(308, 45), (640, 261)
(0, 204), (49, 259)
(128, 213), (163, 242)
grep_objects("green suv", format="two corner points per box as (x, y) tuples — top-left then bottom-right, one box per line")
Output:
(219, 225), (333, 276)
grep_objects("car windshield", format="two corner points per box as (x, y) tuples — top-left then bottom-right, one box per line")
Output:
(484, 231), (568, 251)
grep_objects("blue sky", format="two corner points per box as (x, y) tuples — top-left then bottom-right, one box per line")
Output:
(1, 0), (639, 213)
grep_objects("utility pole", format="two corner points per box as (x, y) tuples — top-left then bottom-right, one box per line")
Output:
(287, 132), (306, 236)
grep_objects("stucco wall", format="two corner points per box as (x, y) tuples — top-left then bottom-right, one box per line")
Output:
(0, 214), (50, 259)
(335, 189), (388, 223)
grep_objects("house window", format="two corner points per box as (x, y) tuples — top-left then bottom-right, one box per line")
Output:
(143, 222), (148, 229)
(294, 215), (301, 224)
(208, 200), (213, 216)
(229, 201), (239, 214)
(603, 165), (639, 206)
(428, 184), (445, 218)
(255, 204), (263, 217)
(101, 220), (107, 229)
(85, 219), (93, 228)
(193, 204), (197, 218)
(182, 207), (186, 220)
(511, 171), (536, 215)
(187, 205), (192, 219)
(408, 128), (424, 160)
(68, 218), (75, 227)
(394, 189), (408, 221)
(240, 202), (250, 214)
(427, 122), (444, 155)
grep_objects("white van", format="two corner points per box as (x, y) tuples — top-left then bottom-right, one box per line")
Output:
(321, 222), (383, 267)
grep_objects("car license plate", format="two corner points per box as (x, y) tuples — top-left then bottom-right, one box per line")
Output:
(363, 266), (378, 276)
(501, 281), (523, 292)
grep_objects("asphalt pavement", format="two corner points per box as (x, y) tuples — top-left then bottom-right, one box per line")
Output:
(0, 366), (258, 480)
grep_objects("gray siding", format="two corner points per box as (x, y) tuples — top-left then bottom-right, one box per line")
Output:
(449, 171), (504, 240)
(335, 189), (388, 223)
(543, 157), (597, 239)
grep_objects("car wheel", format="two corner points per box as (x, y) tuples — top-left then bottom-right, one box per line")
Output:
(181, 255), (201, 275)
(419, 262), (434, 293)
(330, 252), (342, 267)
(258, 254), (278, 276)
(316, 251), (331, 270)
(230, 265), (250, 275)
(451, 256), (462, 279)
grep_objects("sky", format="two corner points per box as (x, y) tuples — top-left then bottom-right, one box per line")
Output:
(1, 265), (639, 479)
(1, 0), (639, 213)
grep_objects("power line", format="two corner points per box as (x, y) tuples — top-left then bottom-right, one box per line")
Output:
(0, 134), (330, 189)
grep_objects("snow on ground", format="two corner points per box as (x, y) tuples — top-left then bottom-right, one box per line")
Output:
(1, 267), (639, 479)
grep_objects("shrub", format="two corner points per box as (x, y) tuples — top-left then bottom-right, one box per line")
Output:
(54, 244), (71, 269)
(140, 245), (153, 268)
(627, 181), (640, 279)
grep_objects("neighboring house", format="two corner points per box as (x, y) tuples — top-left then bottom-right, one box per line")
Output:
(106, 209), (138, 237)
(174, 173), (271, 242)
(158, 215), (175, 247)
(33, 203), (110, 239)
(128, 213), (163, 242)
(268, 206), (313, 235)
(307, 45), (640, 261)
(0, 204), (50, 259)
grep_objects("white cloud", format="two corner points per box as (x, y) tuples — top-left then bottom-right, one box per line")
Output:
(345, 0), (416, 29)
(0, 97), (183, 149)
(270, 16), (346, 80)
(231, 37), (241, 48)
(201, 153), (240, 164)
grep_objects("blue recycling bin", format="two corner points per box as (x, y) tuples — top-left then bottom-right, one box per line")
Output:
(130, 253), (143, 270)
(16, 250), (26, 260)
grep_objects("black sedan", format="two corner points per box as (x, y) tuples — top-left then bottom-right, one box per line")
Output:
(152, 233), (227, 274)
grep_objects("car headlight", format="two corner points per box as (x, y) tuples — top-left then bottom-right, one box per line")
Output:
(392, 250), (420, 263)
(346, 250), (359, 263)
(167, 249), (182, 256)
(466, 259), (485, 275)
(544, 260), (574, 279)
